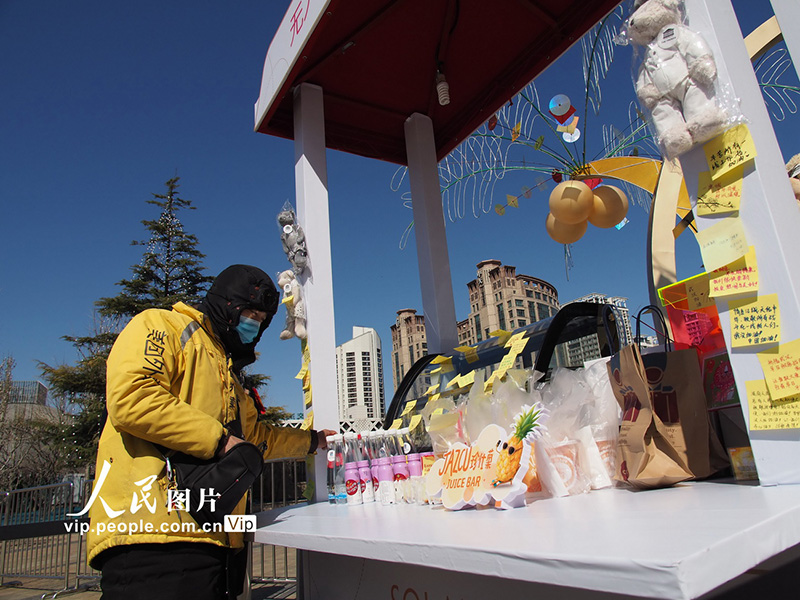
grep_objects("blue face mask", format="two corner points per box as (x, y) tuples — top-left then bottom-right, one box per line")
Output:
(236, 315), (261, 344)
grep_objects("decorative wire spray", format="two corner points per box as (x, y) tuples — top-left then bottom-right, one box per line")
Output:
(391, 7), (659, 258)
(754, 47), (800, 122)
(391, 9), (800, 282)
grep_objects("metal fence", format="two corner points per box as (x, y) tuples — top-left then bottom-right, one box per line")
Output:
(0, 457), (308, 596)
(249, 458), (307, 584)
(0, 482), (76, 593)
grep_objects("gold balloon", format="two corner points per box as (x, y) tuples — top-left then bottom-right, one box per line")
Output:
(588, 185), (629, 228)
(546, 212), (587, 244)
(548, 180), (594, 225)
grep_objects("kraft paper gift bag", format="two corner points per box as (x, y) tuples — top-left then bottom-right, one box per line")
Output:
(606, 306), (724, 488)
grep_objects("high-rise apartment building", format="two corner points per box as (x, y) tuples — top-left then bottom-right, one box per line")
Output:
(335, 326), (385, 433)
(460, 260), (560, 345)
(390, 309), (429, 396)
(390, 261), (560, 392)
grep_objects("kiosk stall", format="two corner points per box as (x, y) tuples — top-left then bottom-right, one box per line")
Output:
(251, 1), (800, 598)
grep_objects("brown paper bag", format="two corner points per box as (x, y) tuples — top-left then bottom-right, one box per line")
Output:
(608, 343), (693, 488)
(640, 345), (723, 480)
(607, 303), (729, 488)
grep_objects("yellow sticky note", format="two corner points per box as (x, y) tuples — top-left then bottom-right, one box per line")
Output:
(746, 379), (800, 430)
(408, 414), (423, 431)
(429, 394), (441, 402)
(504, 331), (526, 347)
(490, 330), (513, 346)
(696, 168), (743, 216)
(430, 355), (454, 372)
(497, 351), (517, 372)
(454, 345), (479, 363)
(424, 384), (439, 396)
(446, 375), (462, 390)
(758, 339), (800, 400)
(510, 338), (529, 355)
(704, 124), (757, 180)
(295, 364), (308, 380)
(658, 272), (706, 308)
(709, 246), (758, 298)
(685, 274), (712, 310)
(730, 294), (780, 348)
(390, 418), (403, 430)
(400, 400), (417, 416)
(461, 370), (475, 386)
(301, 410), (313, 431)
(695, 217), (749, 273)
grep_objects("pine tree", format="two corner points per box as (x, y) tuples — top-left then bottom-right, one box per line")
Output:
(96, 176), (213, 317)
(40, 176), (214, 473)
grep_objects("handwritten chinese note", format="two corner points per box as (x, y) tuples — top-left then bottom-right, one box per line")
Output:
(709, 246), (758, 298)
(746, 379), (800, 430)
(704, 124), (757, 180)
(695, 217), (749, 273)
(686, 274), (712, 310)
(758, 338), (800, 400)
(729, 294), (780, 348)
(658, 272), (710, 309)
(696, 167), (743, 216)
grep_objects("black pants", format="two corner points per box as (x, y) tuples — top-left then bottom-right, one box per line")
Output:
(98, 542), (248, 600)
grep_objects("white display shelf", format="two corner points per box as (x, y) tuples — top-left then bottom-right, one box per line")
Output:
(252, 481), (800, 599)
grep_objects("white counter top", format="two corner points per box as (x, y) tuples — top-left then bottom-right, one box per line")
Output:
(252, 481), (800, 599)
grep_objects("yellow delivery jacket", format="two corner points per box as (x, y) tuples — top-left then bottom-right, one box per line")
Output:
(87, 302), (311, 567)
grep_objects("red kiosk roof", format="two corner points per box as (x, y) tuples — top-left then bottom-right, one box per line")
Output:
(255, 0), (622, 165)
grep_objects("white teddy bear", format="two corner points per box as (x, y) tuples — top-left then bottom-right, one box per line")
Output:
(628, 0), (726, 158)
(277, 269), (307, 340)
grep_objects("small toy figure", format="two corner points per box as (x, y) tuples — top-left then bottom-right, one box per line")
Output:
(628, 0), (726, 158)
(277, 206), (308, 275)
(277, 269), (307, 340)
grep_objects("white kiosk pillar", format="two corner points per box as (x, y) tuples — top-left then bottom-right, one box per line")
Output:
(403, 113), (459, 354)
(293, 82), (339, 502)
(771, 1), (800, 71)
(680, 0), (800, 484)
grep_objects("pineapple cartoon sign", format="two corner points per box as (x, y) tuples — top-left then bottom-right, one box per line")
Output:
(425, 404), (546, 510)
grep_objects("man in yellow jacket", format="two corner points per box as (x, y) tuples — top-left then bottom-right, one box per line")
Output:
(86, 264), (334, 600)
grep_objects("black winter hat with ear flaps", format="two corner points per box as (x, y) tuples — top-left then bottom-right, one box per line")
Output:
(197, 264), (279, 373)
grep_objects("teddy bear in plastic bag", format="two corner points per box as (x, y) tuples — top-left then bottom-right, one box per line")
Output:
(627, 0), (726, 158)
(277, 204), (308, 275)
(277, 269), (307, 340)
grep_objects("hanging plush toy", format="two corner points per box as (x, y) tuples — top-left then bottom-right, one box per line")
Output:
(627, 0), (726, 158)
(277, 269), (307, 340)
(277, 205), (309, 275)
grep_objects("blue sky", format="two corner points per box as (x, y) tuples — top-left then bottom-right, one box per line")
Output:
(1, 0), (794, 416)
